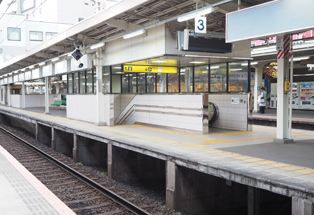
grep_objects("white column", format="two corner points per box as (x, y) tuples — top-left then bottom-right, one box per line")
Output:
(275, 35), (290, 142)
(44, 77), (50, 114)
(253, 64), (264, 112)
(276, 58), (289, 140)
(95, 48), (105, 126)
(7, 84), (10, 107)
(21, 82), (25, 109)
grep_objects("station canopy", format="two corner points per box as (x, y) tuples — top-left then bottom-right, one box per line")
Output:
(0, 0), (272, 75)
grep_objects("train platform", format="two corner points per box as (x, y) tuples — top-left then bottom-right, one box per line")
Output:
(251, 108), (314, 123)
(0, 144), (75, 214)
(0, 105), (314, 207)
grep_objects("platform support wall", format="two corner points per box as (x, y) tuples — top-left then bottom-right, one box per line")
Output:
(166, 161), (176, 209)
(21, 82), (25, 109)
(73, 133), (78, 162)
(54, 129), (73, 157)
(248, 186), (260, 215)
(107, 141), (113, 178)
(51, 127), (55, 150)
(73, 135), (107, 166)
(292, 197), (313, 215)
(36, 123), (51, 146)
(167, 164), (247, 213)
(108, 145), (165, 184)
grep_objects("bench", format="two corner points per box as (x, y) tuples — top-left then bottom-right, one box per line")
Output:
(51, 100), (63, 106)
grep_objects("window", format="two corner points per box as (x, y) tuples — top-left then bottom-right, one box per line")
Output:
(20, 0), (35, 12)
(112, 65), (122, 93)
(7, 27), (21, 41)
(129, 74), (137, 93)
(30, 31), (43, 41)
(210, 63), (227, 92)
(122, 74), (129, 93)
(147, 74), (155, 93)
(102, 66), (110, 93)
(157, 73), (167, 93)
(73, 73), (79, 93)
(80, 71), (86, 93)
(180, 67), (193, 93)
(138, 73), (146, 93)
(194, 66), (208, 93)
(86, 70), (94, 93)
(228, 61), (248, 92)
(168, 73), (179, 93)
(46, 32), (57, 40)
(67, 74), (73, 94)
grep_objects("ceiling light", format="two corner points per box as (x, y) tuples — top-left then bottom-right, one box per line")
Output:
(39, 62), (45, 66)
(123, 29), (145, 39)
(151, 60), (167, 63)
(21, 68), (26, 72)
(230, 69), (243, 71)
(202, 71), (207, 73)
(29, 65), (35, 69)
(211, 66), (220, 69)
(177, 6), (214, 22)
(113, 66), (121, 69)
(90, 42), (105, 50)
(291, 56), (310, 62)
(190, 61), (205, 64)
(51, 57), (60, 62)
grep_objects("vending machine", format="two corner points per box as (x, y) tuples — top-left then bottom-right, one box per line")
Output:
(299, 82), (314, 110)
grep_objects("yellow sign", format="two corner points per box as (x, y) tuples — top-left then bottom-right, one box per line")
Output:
(123, 65), (177, 73)
(126, 59), (178, 66)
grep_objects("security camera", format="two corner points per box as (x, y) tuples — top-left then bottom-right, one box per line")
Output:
(78, 63), (84, 68)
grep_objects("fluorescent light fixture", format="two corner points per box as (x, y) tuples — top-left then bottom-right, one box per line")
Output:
(29, 65), (35, 69)
(241, 61), (258, 66)
(90, 42), (105, 50)
(123, 29), (145, 39)
(294, 73), (314, 76)
(202, 71), (207, 73)
(51, 57), (60, 62)
(190, 61), (205, 64)
(177, 6), (214, 22)
(113, 66), (122, 69)
(39, 62), (45, 66)
(230, 69), (243, 71)
(21, 68), (26, 72)
(151, 60), (167, 63)
(211, 66), (220, 69)
(291, 56), (310, 61)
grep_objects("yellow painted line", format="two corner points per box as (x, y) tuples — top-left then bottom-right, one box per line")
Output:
(211, 131), (256, 136)
(267, 163), (290, 168)
(281, 166), (306, 171)
(296, 169), (314, 174)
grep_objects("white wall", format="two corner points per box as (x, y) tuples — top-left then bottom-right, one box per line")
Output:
(11, 94), (21, 108)
(67, 94), (114, 125)
(114, 94), (204, 131)
(209, 94), (248, 131)
(103, 25), (166, 66)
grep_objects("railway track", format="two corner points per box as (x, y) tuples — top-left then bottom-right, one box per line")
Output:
(0, 125), (152, 215)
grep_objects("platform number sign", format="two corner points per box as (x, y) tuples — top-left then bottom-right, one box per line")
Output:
(195, 17), (206, 34)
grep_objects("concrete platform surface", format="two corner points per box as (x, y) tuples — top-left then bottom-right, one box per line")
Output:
(1, 106), (314, 198)
(0, 145), (75, 215)
(252, 108), (314, 123)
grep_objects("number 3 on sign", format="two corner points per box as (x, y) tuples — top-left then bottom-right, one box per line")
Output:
(195, 17), (206, 34)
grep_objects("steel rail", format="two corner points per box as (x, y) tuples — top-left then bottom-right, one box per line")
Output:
(0, 125), (150, 215)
